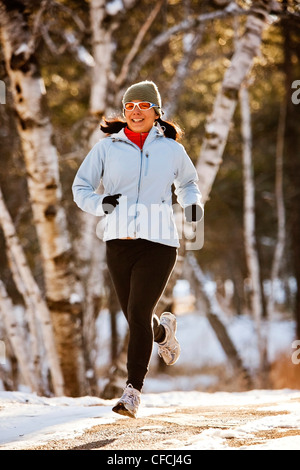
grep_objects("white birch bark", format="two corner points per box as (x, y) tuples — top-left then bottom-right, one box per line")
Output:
(240, 87), (263, 325)
(0, 2), (86, 395)
(6, 247), (45, 391)
(196, 0), (273, 202)
(89, 0), (115, 118)
(0, 186), (64, 395)
(240, 85), (268, 378)
(0, 281), (39, 392)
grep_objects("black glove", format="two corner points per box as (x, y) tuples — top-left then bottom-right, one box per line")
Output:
(102, 194), (122, 214)
(184, 204), (202, 222)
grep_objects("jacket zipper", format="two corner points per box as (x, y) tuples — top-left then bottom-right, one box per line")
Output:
(144, 152), (149, 176)
(110, 135), (159, 237)
(134, 148), (144, 237)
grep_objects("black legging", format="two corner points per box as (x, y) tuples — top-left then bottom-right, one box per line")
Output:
(106, 238), (177, 391)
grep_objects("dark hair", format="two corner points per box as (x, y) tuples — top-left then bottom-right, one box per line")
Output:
(100, 116), (183, 141)
(100, 117), (126, 135)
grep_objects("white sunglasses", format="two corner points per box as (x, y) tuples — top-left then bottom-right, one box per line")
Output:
(124, 101), (158, 111)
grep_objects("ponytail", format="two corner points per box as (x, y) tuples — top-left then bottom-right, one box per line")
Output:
(100, 117), (126, 134)
(100, 116), (183, 141)
(156, 117), (183, 141)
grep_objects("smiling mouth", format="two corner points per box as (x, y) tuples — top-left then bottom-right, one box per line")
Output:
(132, 119), (144, 122)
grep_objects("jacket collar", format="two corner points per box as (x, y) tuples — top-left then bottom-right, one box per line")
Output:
(109, 123), (164, 146)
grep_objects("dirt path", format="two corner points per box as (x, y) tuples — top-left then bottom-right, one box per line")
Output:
(29, 401), (300, 450)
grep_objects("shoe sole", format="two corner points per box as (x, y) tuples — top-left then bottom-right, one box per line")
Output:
(112, 402), (137, 419)
(163, 339), (180, 365)
(167, 341), (181, 365)
(161, 312), (176, 325)
(160, 313), (180, 365)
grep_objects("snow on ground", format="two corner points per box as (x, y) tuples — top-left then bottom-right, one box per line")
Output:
(0, 286), (299, 450)
(97, 307), (296, 393)
(0, 304), (300, 451)
(0, 389), (300, 450)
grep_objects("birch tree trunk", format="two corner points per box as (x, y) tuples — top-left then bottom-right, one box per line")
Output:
(240, 86), (263, 329)
(0, 1), (86, 396)
(0, 186), (64, 395)
(0, 281), (39, 392)
(89, 0), (115, 119)
(240, 85), (266, 378)
(196, 0), (272, 202)
(6, 246), (45, 391)
(185, 253), (252, 388)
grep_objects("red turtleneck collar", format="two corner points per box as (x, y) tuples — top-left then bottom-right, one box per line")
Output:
(124, 127), (149, 149)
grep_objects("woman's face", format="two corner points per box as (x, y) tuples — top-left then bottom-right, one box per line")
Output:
(124, 100), (157, 133)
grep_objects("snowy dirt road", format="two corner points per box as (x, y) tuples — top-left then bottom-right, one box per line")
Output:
(27, 402), (300, 450)
(1, 389), (300, 451)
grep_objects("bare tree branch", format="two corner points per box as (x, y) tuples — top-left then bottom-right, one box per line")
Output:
(26, 0), (50, 56)
(128, 2), (247, 84)
(115, 0), (164, 87)
(164, 24), (205, 117)
(49, 0), (86, 32)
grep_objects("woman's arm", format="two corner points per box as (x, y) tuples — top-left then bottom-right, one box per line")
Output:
(173, 145), (204, 222)
(72, 143), (107, 216)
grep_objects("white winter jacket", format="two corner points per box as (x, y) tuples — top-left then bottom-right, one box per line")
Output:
(72, 125), (203, 247)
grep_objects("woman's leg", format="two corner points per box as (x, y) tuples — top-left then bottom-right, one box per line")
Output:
(125, 240), (177, 391)
(106, 239), (134, 320)
(106, 239), (177, 391)
(152, 314), (166, 343)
